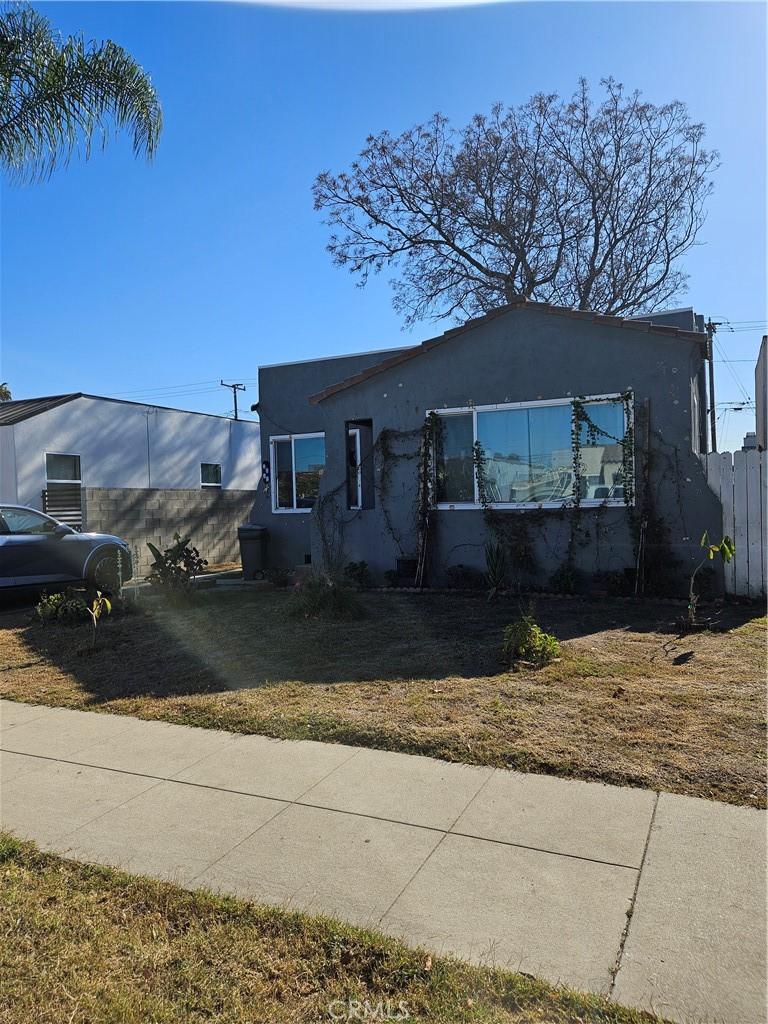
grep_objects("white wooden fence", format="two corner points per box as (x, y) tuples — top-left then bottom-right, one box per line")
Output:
(700, 450), (767, 599)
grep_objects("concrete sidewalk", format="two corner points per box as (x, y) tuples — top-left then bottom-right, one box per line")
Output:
(1, 699), (765, 1024)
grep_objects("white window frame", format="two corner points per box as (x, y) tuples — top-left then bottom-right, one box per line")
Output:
(270, 432), (326, 514)
(45, 451), (82, 485)
(347, 427), (362, 510)
(429, 393), (633, 511)
(200, 462), (222, 488)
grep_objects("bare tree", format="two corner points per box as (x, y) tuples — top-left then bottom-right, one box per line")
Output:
(313, 79), (718, 325)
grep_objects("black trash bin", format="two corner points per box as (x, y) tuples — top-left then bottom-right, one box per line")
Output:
(238, 525), (268, 580)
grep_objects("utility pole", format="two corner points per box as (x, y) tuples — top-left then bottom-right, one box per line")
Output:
(705, 319), (719, 453)
(220, 380), (246, 421)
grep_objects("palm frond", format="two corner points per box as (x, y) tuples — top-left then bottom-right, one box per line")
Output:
(0, 2), (162, 183)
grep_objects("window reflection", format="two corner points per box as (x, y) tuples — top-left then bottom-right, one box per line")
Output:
(477, 405), (572, 503)
(578, 401), (626, 501)
(435, 414), (474, 503)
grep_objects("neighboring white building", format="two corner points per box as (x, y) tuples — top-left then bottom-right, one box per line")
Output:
(0, 393), (261, 571)
(756, 336), (767, 451)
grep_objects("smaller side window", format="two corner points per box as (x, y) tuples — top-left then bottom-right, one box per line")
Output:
(270, 434), (326, 511)
(201, 463), (222, 488)
(45, 453), (81, 482)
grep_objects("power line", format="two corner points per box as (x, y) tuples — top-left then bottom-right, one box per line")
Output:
(111, 379), (220, 396)
(713, 338), (752, 404)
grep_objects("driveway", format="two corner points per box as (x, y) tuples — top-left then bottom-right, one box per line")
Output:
(1, 698), (765, 1024)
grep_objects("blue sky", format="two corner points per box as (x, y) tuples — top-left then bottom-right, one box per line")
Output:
(1, 0), (765, 450)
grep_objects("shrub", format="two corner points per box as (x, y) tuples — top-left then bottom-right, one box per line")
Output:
(502, 615), (560, 668)
(549, 562), (581, 594)
(147, 533), (207, 590)
(445, 564), (485, 590)
(34, 589), (90, 625)
(287, 575), (366, 621)
(265, 566), (292, 588)
(383, 569), (399, 588)
(592, 570), (633, 596)
(343, 561), (373, 590)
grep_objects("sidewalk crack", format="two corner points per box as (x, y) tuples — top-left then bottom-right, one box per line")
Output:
(609, 790), (660, 994)
(375, 768), (498, 929)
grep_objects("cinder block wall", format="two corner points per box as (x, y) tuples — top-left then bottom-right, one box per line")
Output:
(83, 488), (256, 576)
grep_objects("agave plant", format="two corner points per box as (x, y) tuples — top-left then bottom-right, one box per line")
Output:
(485, 541), (507, 601)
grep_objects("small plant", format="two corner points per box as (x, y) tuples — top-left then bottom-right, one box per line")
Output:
(383, 569), (399, 588)
(687, 531), (735, 627)
(34, 589), (90, 625)
(86, 591), (112, 649)
(343, 561), (373, 590)
(287, 575), (366, 621)
(485, 541), (507, 601)
(147, 533), (207, 590)
(265, 566), (292, 588)
(502, 614), (560, 669)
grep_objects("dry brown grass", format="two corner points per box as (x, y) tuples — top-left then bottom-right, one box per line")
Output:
(0, 590), (764, 807)
(0, 832), (663, 1024)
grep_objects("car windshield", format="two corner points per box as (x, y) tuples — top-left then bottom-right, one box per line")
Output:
(0, 508), (58, 535)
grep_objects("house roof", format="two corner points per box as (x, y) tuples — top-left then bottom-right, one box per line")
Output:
(0, 394), (81, 425)
(0, 392), (258, 424)
(308, 299), (708, 405)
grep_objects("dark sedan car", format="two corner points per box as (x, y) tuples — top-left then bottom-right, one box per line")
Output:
(0, 504), (132, 591)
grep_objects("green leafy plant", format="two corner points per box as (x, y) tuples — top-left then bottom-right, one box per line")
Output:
(287, 575), (366, 621)
(343, 561), (373, 590)
(86, 591), (112, 649)
(147, 533), (207, 590)
(33, 589), (89, 625)
(502, 614), (560, 669)
(265, 566), (292, 588)
(485, 541), (507, 601)
(687, 531), (735, 626)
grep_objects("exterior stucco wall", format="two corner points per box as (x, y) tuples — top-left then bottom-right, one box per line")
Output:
(251, 347), (411, 569)
(84, 487), (256, 574)
(255, 306), (720, 591)
(9, 396), (260, 509)
(756, 337), (767, 451)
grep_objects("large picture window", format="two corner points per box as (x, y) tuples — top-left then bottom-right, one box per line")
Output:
(270, 433), (326, 512)
(432, 395), (631, 509)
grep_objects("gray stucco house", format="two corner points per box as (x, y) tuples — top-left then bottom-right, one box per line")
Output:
(250, 300), (721, 594)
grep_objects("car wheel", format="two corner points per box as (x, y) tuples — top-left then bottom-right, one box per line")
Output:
(89, 550), (121, 592)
